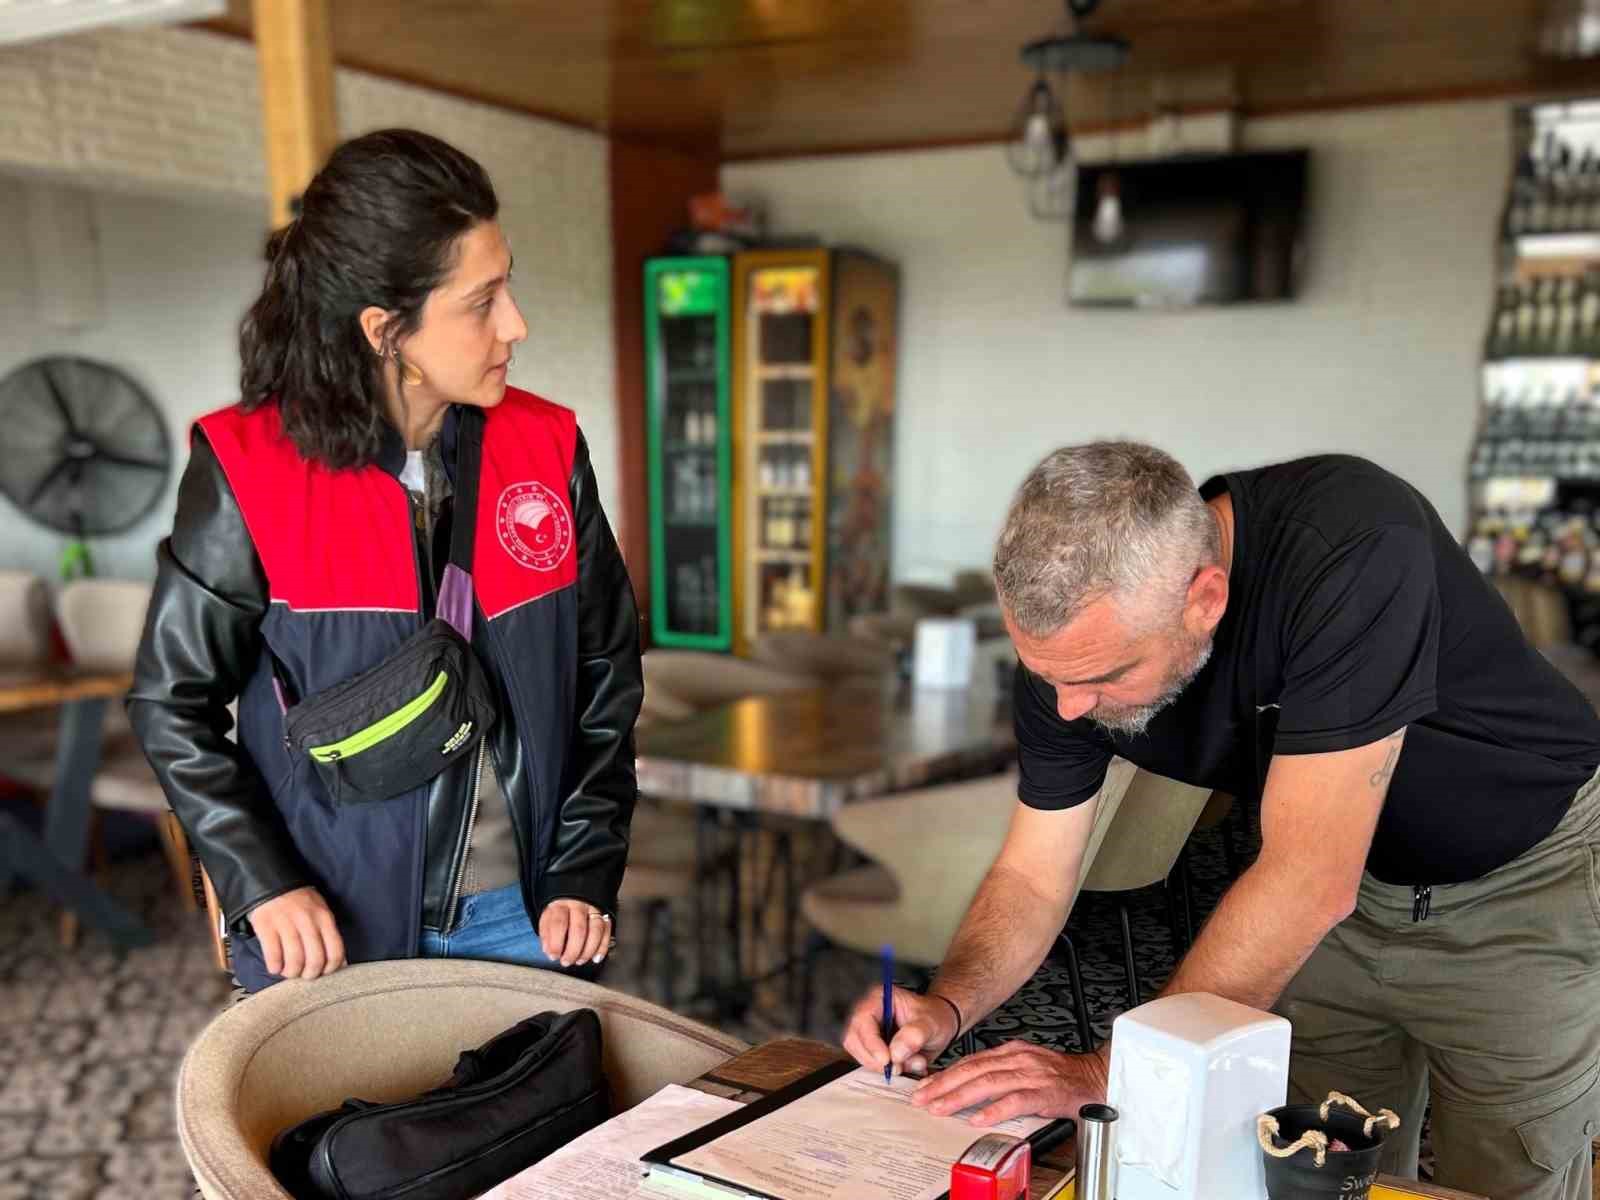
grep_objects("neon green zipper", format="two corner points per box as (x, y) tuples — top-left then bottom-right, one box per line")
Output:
(309, 671), (449, 762)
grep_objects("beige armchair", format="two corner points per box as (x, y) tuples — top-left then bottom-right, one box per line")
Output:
(0, 570), (60, 763)
(176, 959), (748, 1200)
(1078, 768), (1215, 1008)
(796, 760), (1140, 1047)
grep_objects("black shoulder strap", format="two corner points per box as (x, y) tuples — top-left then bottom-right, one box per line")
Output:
(448, 406), (484, 573)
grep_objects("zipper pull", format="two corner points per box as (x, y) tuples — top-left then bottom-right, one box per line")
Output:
(1411, 884), (1432, 922)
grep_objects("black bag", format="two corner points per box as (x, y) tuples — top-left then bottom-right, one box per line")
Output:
(269, 1009), (611, 1200)
(283, 618), (497, 805)
(277, 408), (497, 806)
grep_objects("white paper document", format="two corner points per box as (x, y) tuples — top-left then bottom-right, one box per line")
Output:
(666, 1066), (1051, 1200)
(478, 1084), (742, 1200)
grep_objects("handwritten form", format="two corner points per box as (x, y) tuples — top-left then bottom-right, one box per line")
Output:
(478, 1084), (742, 1200)
(670, 1066), (1051, 1200)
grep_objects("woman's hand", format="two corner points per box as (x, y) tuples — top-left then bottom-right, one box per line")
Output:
(248, 886), (346, 979)
(539, 899), (614, 967)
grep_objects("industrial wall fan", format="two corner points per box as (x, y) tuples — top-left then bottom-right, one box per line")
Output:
(0, 356), (173, 578)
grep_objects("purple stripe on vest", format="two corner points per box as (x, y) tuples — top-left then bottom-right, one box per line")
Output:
(438, 563), (474, 637)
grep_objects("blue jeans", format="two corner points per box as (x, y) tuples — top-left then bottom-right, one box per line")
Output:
(418, 884), (598, 978)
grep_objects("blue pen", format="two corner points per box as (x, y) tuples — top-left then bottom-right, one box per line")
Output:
(881, 944), (895, 1083)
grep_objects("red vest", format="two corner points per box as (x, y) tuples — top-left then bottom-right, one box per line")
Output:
(199, 387), (578, 622)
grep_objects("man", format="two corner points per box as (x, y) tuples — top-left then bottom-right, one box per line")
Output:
(844, 444), (1600, 1199)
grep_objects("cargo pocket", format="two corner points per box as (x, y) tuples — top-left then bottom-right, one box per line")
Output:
(1517, 1061), (1600, 1175)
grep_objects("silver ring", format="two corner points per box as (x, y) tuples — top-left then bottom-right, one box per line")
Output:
(586, 912), (605, 920)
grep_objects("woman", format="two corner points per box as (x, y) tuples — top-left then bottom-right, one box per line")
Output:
(128, 129), (642, 993)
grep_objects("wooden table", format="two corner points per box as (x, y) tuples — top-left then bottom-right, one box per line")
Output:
(636, 680), (1015, 820)
(0, 666), (151, 947)
(688, 1039), (1489, 1200)
(636, 681), (1015, 1018)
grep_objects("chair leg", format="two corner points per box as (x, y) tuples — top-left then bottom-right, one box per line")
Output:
(1056, 931), (1093, 1054)
(1118, 901), (1141, 1009)
(156, 811), (197, 913)
(57, 811), (108, 949)
(1164, 871), (1187, 956)
(1177, 845), (1195, 946)
(637, 899), (660, 984)
(779, 832), (797, 969)
(656, 900), (677, 1010)
(796, 929), (827, 1036)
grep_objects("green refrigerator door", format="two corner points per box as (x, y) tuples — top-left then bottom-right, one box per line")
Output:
(644, 256), (733, 650)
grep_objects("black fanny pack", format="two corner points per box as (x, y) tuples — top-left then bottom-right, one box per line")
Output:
(269, 1008), (611, 1200)
(277, 408), (497, 806)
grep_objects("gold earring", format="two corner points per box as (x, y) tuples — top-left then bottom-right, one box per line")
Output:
(388, 347), (423, 386)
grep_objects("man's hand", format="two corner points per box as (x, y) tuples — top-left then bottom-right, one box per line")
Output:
(911, 1041), (1110, 1127)
(843, 986), (959, 1078)
(248, 886), (346, 979)
(539, 899), (613, 967)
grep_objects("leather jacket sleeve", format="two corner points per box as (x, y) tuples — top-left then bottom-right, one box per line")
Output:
(540, 429), (643, 917)
(126, 431), (310, 930)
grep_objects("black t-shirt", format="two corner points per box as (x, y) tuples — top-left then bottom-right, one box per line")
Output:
(1016, 454), (1600, 885)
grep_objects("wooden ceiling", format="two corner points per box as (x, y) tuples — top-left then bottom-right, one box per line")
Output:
(202, 0), (1600, 160)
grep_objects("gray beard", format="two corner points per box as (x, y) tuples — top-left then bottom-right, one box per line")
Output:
(1089, 634), (1214, 738)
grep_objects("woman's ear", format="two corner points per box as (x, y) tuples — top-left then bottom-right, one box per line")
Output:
(358, 306), (390, 356)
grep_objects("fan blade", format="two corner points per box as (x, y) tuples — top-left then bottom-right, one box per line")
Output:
(39, 365), (80, 435)
(26, 456), (73, 508)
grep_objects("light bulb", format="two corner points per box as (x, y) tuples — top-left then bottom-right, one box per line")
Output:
(1024, 110), (1054, 155)
(1092, 173), (1124, 243)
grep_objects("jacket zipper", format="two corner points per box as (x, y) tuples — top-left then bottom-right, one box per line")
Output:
(442, 739), (487, 932)
(307, 670), (448, 761)
(403, 484), (429, 958)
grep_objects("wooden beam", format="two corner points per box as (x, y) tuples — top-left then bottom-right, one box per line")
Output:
(251, 0), (337, 229)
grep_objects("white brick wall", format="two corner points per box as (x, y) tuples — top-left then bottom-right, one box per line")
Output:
(0, 25), (618, 580)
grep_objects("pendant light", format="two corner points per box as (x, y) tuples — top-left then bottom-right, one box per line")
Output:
(1008, 0), (1130, 222)
(1091, 172), (1124, 242)
(1029, 156), (1078, 222)
(1091, 66), (1126, 243)
(1007, 76), (1068, 178)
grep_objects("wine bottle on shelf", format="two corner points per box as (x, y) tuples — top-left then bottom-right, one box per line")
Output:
(1517, 284), (1538, 354)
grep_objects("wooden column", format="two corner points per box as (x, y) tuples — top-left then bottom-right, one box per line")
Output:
(609, 138), (719, 641)
(251, 0), (337, 229)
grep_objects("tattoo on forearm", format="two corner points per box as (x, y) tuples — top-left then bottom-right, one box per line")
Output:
(1369, 730), (1404, 789)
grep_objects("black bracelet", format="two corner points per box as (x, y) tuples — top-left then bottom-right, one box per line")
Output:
(929, 991), (964, 1038)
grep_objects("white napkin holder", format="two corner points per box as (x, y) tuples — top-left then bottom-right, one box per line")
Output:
(1107, 993), (1291, 1200)
(912, 617), (976, 688)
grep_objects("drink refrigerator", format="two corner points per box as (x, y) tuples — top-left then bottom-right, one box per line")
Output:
(731, 248), (900, 652)
(643, 256), (734, 651)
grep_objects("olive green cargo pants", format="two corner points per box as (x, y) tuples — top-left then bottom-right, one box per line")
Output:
(1277, 769), (1600, 1200)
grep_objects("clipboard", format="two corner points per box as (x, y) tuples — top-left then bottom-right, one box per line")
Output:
(640, 1059), (1075, 1200)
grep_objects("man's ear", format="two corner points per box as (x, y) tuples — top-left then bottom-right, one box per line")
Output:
(1184, 563), (1229, 635)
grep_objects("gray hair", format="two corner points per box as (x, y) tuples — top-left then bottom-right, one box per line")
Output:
(993, 441), (1221, 639)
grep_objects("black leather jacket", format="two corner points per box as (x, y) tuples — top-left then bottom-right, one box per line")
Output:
(127, 417), (642, 940)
